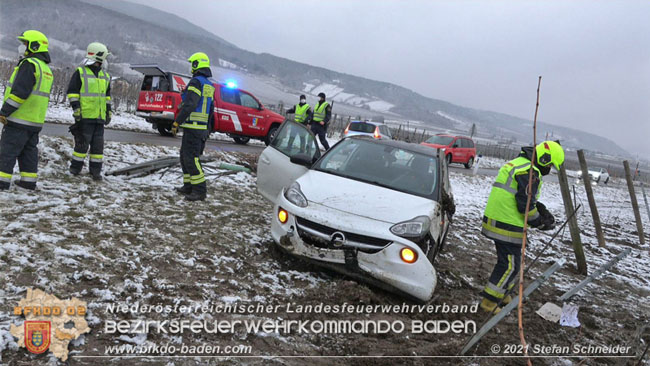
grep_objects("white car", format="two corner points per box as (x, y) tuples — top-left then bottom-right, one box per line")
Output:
(578, 167), (610, 184)
(343, 120), (393, 140)
(257, 121), (454, 302)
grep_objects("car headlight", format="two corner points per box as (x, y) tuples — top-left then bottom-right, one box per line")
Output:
(390, 216), (431, 239)
(284, 182), (308, 208)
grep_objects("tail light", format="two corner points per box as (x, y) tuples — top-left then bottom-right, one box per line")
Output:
(374, 127), (380, 139)
(165, 96), (174, 109)
(344, 124), (350, 135)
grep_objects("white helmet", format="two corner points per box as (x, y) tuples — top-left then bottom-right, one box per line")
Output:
(86, 42), (109, 63)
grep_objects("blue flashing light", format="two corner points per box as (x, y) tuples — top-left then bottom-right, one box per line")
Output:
(225, 79), (237, 89)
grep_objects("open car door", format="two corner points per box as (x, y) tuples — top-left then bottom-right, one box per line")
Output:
(257, 122), (321, 203)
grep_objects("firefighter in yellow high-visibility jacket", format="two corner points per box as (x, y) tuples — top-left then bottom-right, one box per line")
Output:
(479, 141), (564, 313)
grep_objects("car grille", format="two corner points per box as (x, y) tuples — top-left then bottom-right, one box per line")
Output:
(295, 216), (391, 254)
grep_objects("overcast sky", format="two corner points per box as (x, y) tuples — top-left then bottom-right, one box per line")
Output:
(131, 0), (650, 156)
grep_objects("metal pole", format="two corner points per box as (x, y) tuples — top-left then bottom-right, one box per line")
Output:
(559, 248), (632, 301)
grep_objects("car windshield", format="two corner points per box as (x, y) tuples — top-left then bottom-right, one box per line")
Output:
(348, 122), (376, 133)
(314, 138), (438, 198)
(425, 135), (454, 145)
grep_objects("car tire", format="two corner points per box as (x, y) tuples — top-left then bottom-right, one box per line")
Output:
(464, 157), (474, 169)
(233, 136), (250, 145)
(446, 154), (452, 165)
(157, 125), (174, 137)
(265, 126), (279, 146)
(604, 177), (609, 184)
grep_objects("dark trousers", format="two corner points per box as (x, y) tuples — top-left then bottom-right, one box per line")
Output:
(180, 129), (208, 194)
(310, 122), (330, 150)
(481, 239), (521, 303)
(0, 124), (40, 189)
(70, 122), (104, 176)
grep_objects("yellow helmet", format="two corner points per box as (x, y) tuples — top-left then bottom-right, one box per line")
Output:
(188, 52), (210, 72)
(17, 30), (49, 53)
(535, 140), (565, 170)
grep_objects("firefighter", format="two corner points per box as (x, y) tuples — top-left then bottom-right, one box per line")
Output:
(285, 94), (311, 151)
(67, 42), (111, 180)
(310, 92), (331, 150)
(479, 140), (564, 313)
(0, 30), (53, 191)
(172, 52), (215, 201)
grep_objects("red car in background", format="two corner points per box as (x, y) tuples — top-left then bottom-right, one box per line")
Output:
(421, 134), (477, 169)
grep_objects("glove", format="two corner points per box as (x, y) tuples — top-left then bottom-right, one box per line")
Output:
(105, 110), (112, 126)
(0, 115), (6, 125)
(536, 202), (555, 231)
(171, 121), (179, 136)
(72, 109), (81, 123)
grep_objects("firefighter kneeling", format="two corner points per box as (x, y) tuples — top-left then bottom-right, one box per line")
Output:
(172, 52), (215, 201)
(479, 141), (564, 313)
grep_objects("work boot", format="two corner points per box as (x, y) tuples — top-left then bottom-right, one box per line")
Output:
(15, 181), (36, 191)
(175, 185), (192, 195)
(502, 295), (513, 305)
(480, 298), (501, 314)
(185, 190), (206, 201)
(91, 172), (103, 181)
(69, 166), (81, 176)
(0, 182), (9, 190)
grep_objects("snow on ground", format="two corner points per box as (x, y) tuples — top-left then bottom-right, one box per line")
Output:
(0, 133), (648, 365)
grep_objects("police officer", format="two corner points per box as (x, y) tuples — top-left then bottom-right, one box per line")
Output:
(67, 42), (111, 180)
(172, 52), (215, 201)
(311, 92), (331, 150)
(285, 94), (311, 151)
(0, 30), (53, 190)
(479, 141), (564, 313)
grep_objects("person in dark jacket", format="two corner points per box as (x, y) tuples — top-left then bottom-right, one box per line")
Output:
(310, 92), (331, 150)
(479, 141), (564, 313)
(0, 30), (53, 190)
(172, 52), (215, 201)
(67, 42), (111, 180)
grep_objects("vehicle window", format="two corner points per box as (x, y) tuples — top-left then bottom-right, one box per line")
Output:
(240, 92), (260, 109)
(220, 86), (240, 105)
(348, 122), (376, 133)
(460, 139), (469, 148)
(272, 122), (320, 161)
(141, 76), (154, 91)
(314, 138), (438, 198)
(425, 135), (454, 146)
(466, 139), (475, 148)
(385, 126), (392, 138)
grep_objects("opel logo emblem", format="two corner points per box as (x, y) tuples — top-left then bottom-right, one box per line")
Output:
(330, 232), (346, 247)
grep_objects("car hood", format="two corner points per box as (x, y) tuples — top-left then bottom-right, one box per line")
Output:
(296, 170), (438, 224)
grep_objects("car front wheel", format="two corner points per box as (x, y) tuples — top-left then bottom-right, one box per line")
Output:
(464, 157), (474, 169)
(265, 126), (279, 146)
(233, 136), (250, 145)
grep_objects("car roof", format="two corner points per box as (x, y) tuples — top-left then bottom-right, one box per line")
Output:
(347, 136), (440, 158)
(350, 120), (382, 126)
(435, 133), (472, 139)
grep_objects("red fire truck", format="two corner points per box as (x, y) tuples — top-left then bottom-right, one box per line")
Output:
(131, 65), (285, 145)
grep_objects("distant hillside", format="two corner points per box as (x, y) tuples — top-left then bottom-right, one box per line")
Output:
(0, 0), (629, 156)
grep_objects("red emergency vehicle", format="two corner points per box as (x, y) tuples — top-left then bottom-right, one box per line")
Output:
(131, 65), (285, 145)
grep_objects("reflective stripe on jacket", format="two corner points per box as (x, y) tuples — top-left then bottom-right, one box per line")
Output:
(482, 156), (542, 244)
(181, 75), (215, 130)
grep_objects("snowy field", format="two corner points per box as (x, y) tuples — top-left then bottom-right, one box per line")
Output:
(0, 135), (649, 365)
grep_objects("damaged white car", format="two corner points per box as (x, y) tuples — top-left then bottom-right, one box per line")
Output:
(256, 122), (455, 302)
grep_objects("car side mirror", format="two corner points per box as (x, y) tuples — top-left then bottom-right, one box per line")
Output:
(257, 105), (264, 110)
(290, 153), (313, 167)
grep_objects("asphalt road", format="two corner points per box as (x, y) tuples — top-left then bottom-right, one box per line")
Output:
(41, 122), (563, 182)
(41, 122), (266, 154)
